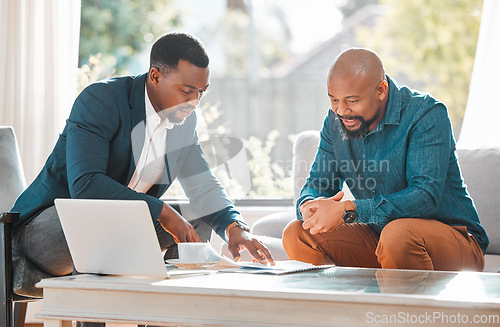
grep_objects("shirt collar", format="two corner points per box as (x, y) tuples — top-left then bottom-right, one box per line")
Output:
(144, 85), (174, 130)
(370, 75), (402, 134)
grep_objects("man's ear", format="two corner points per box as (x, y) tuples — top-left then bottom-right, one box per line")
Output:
(149, 67), (160, 86)
(377, 79), (388, 101)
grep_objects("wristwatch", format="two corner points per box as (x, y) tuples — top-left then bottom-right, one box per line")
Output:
(342, 210), (358, 223)
(226, 220), (251, 237)
(342, 201), (358, 223)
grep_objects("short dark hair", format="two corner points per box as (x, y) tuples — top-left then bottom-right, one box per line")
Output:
(149, 32), (209, 74)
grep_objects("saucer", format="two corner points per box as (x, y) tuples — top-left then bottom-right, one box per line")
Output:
(166, 259), (218, 269)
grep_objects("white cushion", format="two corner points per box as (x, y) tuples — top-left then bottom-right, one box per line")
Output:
(292, 131), (320, 203)
(251, 210), (295, 238)
(457, 148), (500, 255)
(484, 254), (500, 273)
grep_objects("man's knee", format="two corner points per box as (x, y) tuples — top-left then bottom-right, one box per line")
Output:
(377, 218), (432, 269)
(376, 218), (415, 257)
(282, 220), (304, 253)
(379, 219), (415, 245)
(379, 218), (438, 250)
(282, 219), (302, 241)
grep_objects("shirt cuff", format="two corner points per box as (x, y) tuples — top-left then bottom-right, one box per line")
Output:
(296, 196), (316, 220)
(353, 199), (374, 223)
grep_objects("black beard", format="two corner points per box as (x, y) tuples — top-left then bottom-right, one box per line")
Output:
(166, 108), (192, 126)
(337, 110), (381, 140)
(166, 113), (187, 126)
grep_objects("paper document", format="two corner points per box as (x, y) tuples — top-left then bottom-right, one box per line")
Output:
(217, 259), (335, 275)
(167, 242), (335, 274)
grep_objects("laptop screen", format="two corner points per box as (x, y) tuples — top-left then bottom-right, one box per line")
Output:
(55, 198), (168, 278)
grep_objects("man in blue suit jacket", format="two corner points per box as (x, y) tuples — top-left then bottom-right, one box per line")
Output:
(11, 32), (273, 282)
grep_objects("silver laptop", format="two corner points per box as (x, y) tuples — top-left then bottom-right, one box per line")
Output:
(55, 198), (168, 279)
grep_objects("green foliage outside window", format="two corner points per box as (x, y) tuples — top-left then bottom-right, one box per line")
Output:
(79, 0), (181, 74)
(357, 0), (483, 132)
(78, 0), (482, 199)
(244, 130), (293, 197)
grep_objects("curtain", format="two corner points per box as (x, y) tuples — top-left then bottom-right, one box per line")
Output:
(0, 0), (81, 183)
(458, 0), (500, 149)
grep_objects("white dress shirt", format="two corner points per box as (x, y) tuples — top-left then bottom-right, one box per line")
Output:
(128, 86), (174, 193)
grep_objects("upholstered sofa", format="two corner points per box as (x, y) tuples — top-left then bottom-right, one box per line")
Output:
(243, 130), (500, 273)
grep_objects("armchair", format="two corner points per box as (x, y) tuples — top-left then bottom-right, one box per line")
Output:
(0, 126), (43, 326)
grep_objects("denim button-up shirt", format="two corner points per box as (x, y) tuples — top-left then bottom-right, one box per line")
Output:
(297, 75), (488, 253)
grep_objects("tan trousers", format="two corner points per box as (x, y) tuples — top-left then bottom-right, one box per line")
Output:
(282, 218), (484, 271)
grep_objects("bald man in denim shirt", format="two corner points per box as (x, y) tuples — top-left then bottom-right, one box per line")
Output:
(283, 48), (487, 271)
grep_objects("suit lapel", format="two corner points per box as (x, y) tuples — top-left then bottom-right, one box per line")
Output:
(127, 74), (148, 183)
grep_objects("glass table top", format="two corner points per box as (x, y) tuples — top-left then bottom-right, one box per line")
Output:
(47, 266), (500, 305)
(155, 266), (500, 304)
(281, 267), (500, 302)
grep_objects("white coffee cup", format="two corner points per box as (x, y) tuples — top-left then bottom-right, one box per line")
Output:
(178, 242), (220, 263)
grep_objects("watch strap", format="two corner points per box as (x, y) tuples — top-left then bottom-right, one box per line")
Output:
(225, 221), (250, 238)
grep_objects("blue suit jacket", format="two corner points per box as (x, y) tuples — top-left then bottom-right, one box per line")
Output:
(12, 74), (239, 239)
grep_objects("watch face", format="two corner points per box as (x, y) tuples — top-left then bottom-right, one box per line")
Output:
(343, 210), (358, 223)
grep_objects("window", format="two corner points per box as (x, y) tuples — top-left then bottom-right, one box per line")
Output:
(79, 0), (482, 203)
